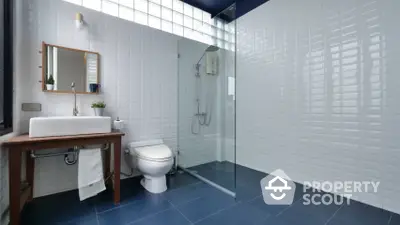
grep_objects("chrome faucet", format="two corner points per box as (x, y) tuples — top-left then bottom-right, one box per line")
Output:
(71, 82), (79, 116)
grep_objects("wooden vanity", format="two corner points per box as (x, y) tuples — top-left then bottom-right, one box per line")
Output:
(2, 131), (124, 225)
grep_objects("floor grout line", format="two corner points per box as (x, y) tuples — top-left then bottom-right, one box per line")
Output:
(126, 208), (172, 225)
(94, 204), (100, 225)
(96, 201), (126, 214)
(275, 197), (302, 216)
(387, 213), (393, 225)
(96, 212), (100, 225)
(96, 193), (166, 215)
(192, 200), (243, 224)
(167, 199), (195, 225)
(246, 194), (262, 203)
(324, 203), (345, 225)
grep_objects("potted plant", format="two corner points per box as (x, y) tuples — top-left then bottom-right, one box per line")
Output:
(91, 101), (106, 116)
(46, 75), (55, 91)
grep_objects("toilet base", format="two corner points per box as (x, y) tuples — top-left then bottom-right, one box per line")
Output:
(141, 175), (167, 194)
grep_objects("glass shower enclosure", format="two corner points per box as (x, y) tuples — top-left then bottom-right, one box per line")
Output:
(176, 4), (236, 196)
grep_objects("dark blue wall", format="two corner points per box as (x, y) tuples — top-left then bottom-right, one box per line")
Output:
(183, 0), (270, 20)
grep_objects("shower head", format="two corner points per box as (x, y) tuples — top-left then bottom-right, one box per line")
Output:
(197, 45), (219, 65)
(205, 45), (219, 52)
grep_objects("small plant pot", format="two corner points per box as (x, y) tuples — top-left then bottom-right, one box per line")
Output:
(46, 84), (54, 91)
(93, 108), (104, 116)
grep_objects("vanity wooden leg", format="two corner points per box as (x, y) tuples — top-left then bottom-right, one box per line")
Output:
(113, 139), (121, 204)
(26, 151), (35, 201)
(9, 149), (21, 225)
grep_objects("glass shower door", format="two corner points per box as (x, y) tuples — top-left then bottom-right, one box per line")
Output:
(176, 5), (236, 195)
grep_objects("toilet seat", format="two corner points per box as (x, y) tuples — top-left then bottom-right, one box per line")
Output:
(130, 144), (173, 162)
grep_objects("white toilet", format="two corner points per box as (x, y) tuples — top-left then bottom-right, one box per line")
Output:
(128, 140), (174, 194)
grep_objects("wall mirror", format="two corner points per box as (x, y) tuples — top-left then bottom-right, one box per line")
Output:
(42, 42), (100, 94)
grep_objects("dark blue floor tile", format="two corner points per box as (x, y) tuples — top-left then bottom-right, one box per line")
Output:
(389, 213), (400, 225)
(93, 176), (148, 213)
(176, 190), (238, 223)
(188, 162), (236, 191)
(21, 190), (96, 225)
(93, 174), (192, 213)
(22, 163), (399, 225)
(276, 195), (341, 225)
(130, 209), (191, 225)
(57, 215), (99, 225)
(235, 181), (262, 202)
(195, 200), (270, 225)
(188, 161), (268, 195)
(236, 164), (267, 187)
(162, 182), (216, 205)
(327, 200), (391, 225)
(246, 196), (291, 216)
(167, 172), (201, 190)
(253, 215), (292, 225)
(212, 161), (236, 173)
(94, 185), (164, 213)
(97, 198), (172, 225)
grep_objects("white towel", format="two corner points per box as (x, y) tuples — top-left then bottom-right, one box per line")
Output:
(78, 148), (106, 201)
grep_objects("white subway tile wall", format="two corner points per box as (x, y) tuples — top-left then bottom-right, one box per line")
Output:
(63, 0), (235, 51)
(14, 0), (235, 198)
(236, 0), (400, 215)
(17, 0), (181, 197)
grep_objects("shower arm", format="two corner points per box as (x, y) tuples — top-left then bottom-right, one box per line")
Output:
(196, 52), (207, 66)
(196, 45), (219, 66)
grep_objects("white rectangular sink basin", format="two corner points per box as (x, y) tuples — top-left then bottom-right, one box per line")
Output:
(29, 116), (112, 138)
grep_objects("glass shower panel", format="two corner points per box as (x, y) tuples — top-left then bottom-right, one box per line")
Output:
(177, 4), (236, 194)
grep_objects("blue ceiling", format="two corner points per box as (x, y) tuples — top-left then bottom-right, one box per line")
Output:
(182, 0), (269, 21)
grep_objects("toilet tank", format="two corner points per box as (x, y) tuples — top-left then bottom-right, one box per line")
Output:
(126, 140), (166, 169)
(128, 139), (164, 149)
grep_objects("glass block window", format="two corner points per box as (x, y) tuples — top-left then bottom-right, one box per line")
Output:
(63, 0), (235, 50)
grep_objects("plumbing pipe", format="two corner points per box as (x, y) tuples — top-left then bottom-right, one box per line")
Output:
(30, 144), (111, 159)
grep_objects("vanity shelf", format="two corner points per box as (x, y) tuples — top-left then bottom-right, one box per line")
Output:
(2, 131), (124, 225)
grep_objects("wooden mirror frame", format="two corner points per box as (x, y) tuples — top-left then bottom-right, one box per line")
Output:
(42, 42), (100, 94)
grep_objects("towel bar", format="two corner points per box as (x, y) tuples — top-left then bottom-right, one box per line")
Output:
(30, 143), (111, 159)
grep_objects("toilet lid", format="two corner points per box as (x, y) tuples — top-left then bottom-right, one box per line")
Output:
(134, 144), (173, 161)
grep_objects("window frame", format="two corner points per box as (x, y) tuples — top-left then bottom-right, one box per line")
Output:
(1, 0), (13, 136)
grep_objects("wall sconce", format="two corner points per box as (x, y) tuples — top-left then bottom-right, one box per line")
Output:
(75, 12), (84, 29)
